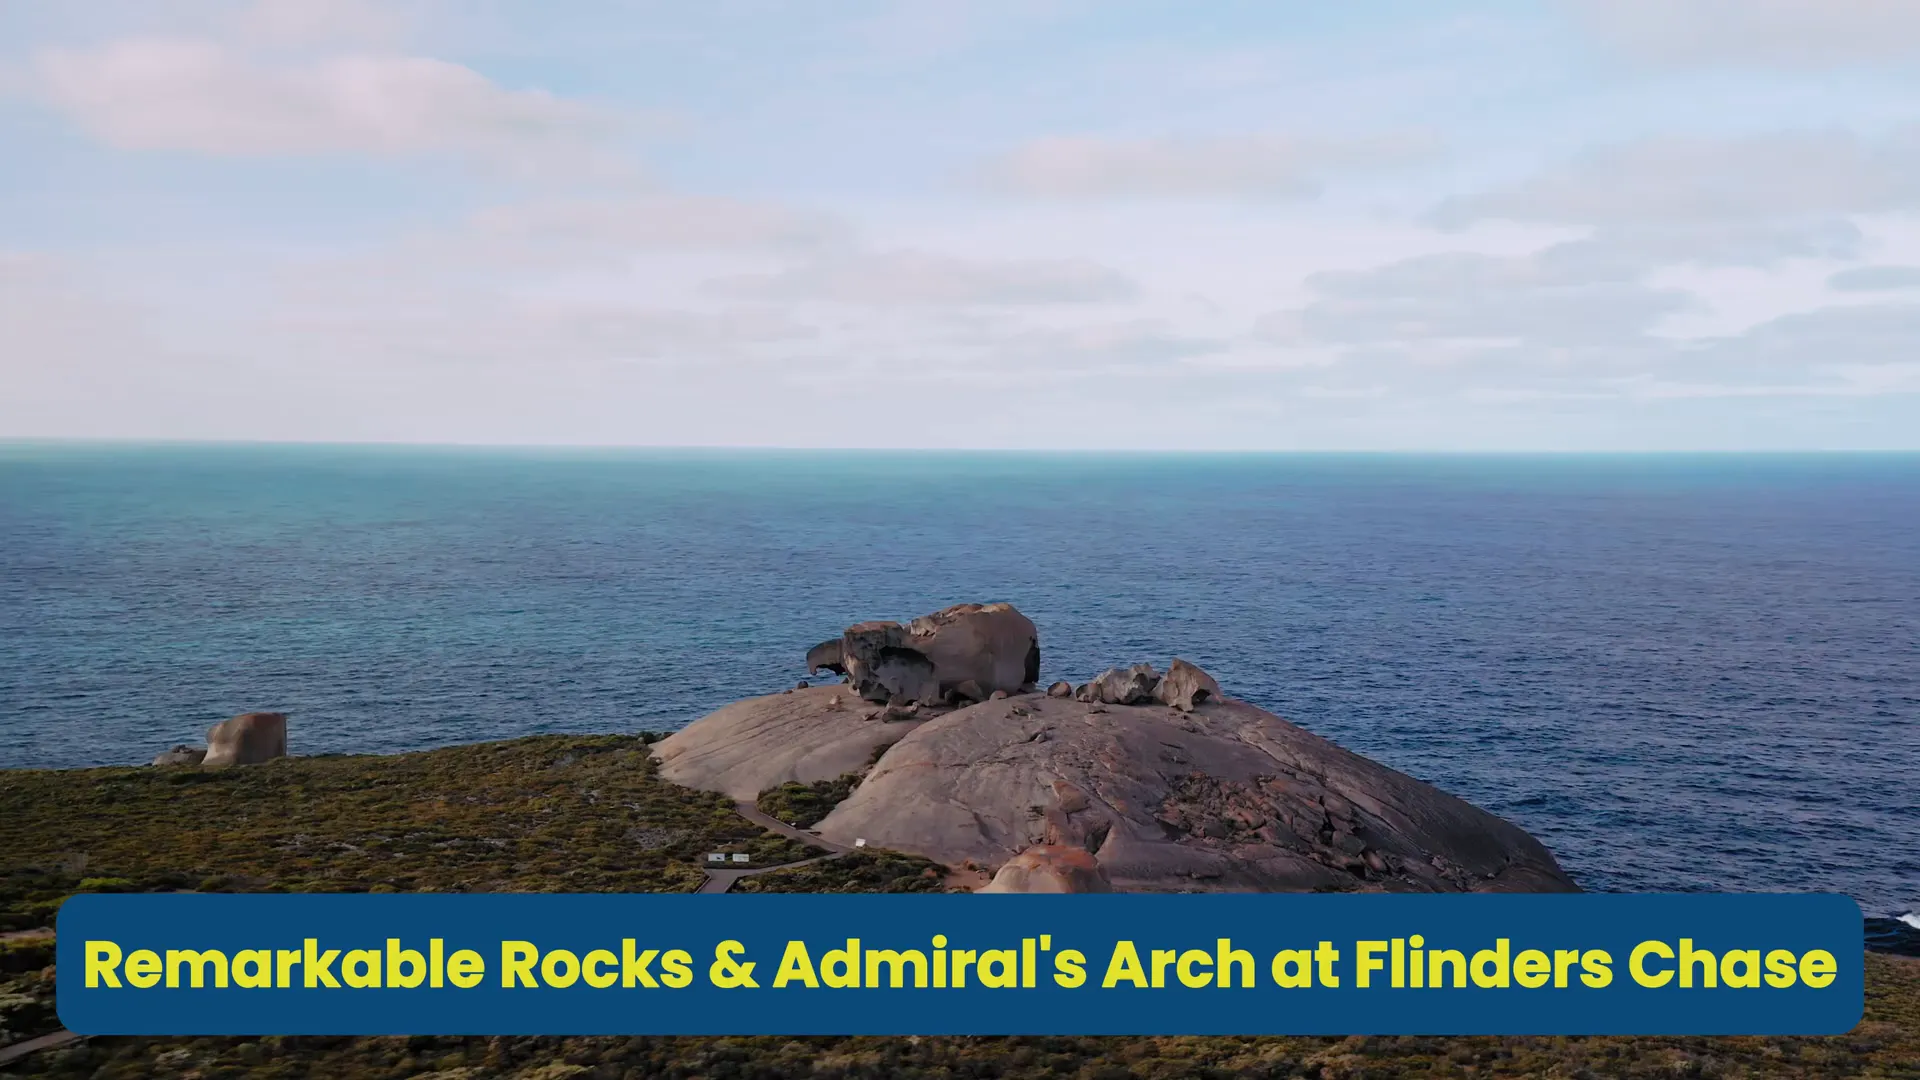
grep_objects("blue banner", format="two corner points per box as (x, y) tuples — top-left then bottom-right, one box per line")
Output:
(57, 892), (1863, 1036)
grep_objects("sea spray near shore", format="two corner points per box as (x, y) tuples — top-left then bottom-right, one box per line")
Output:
(3, 444), (1915, 917)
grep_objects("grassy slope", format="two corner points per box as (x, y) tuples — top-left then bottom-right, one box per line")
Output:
(2, 734), (1914, 1078)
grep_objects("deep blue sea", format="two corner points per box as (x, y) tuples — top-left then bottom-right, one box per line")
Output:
(2, 444), (1915, 923)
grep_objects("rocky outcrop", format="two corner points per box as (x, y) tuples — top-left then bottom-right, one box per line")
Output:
(663, 616), (1576, 897)
(652, 686), (927, 801)
(834, 604), (1040, 706)
(908, 603), (1039, 697)
(842, 622), (942, 705)
(150, 745), (206, 767)
(979, 844), (1113, 893)
(811, 691), (1576, 895)
(1076, 663), (1161, 705)
(1155, 658), (1221, 712)
(201, 712), (287, 768)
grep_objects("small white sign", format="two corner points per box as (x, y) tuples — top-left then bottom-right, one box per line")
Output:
(853, 838), (867, 848)
(706, 853), (726, 863)
(731, 853), (750, 864)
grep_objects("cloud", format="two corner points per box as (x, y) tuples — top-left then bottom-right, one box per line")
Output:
(1569, 0), (1920, 69)
(235, 0), (414, 48)
(978, 133), (1440, 199)
(1431, 128), (1920, 227)
(282, 301), (821, 368)
(1828, 265), (1920, 292)
(1263, 244), (1697, 350)
(707, 250), (1138, 306)
(30, 38), (606, 161)
(457, 196), (855, 261)
(1584, 220), (1864, 268)
(1713, 302), (1920, 369)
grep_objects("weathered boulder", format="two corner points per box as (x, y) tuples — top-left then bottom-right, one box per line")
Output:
(805, 638), (846, 676)
(1046, 681), (1073, 698)
(1076, 663), (1160, 705)
(150, 745), (206, 767)
(653, 686), (926, 801)
(814, 694), (1577, 895)
(841, 621), (942, 705)
(907, 603), (1039, 698)
(979, 845), (1113, 894)
(1155, 658), (1221, 712)
(202, 712), (287, 768)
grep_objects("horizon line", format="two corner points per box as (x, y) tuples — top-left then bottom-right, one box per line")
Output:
(2, 436), (1919, 456)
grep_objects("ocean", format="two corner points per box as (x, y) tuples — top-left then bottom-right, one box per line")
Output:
(2, 444), (1915, 923)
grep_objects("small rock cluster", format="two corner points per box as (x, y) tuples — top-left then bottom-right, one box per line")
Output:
(1071, 658), (1221, 712)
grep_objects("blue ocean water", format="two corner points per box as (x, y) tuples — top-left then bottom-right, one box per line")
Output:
(2, 444), (1915, 920)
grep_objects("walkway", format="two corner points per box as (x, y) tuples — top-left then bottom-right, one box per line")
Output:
(694, 801), (854, 894)
(0, 1029), (82, 1067)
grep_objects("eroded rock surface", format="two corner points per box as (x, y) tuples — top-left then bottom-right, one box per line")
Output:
(813, 694), (1576, 895)
(1076, 663), (1161, 705)
(908, 602), (1039, 696)
(652, 686), (927, 801)
(202, 712), (286, 768)
(1155, 658), (1221, 712)
(829, 603), (1041, 706)
(805, 638), (846, 676)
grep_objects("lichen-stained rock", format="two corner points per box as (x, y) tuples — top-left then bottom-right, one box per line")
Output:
(1154, 658), (1222, 712)
(202, 712), (287, 768)
(652, 686), (926, 801)
(815, 694), (1577, 895)
(979, 844), (1113, 893)
(907, 602), (1040, 698)
(1076, 663), (1161, 705)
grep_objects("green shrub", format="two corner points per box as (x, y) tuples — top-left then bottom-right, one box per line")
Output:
(755, 773), (861, 828)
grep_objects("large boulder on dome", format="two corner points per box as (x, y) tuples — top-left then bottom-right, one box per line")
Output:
(814, 690), (1577, 895)
(836, 603), (1040, 706)
(652, 686), (927, 801)
(908, 603), (1039, 700)
(979, 844), (1113, 894)
(201, 711), (287, 768)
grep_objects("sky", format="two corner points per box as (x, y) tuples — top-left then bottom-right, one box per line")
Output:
(2, 0), (1919, 450)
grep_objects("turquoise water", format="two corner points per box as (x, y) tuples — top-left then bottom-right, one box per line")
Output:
(2, 443), (1916, 919)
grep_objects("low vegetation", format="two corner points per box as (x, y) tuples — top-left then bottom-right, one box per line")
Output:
(732, 850), (947, 894)
(0, 734), (816, 931)
(753, 773), (862, 829)
(3, 734), (1915, 1078)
